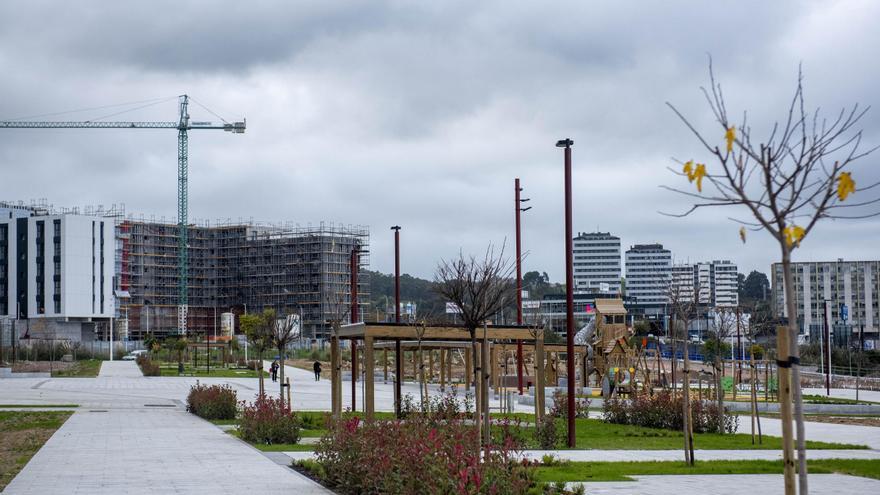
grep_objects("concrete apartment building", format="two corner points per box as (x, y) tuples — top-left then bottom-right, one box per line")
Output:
(771, 259), (879, 347)
(624, 243), (672, 317)
(672, 260), (739, 308)
(2, 200), (369, 342)
(1, 202), (115, 341)
(573, 232), (621, 294)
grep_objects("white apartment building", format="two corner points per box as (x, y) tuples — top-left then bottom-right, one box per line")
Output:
(672, 260), (739, 308)
(772, 259), (879, 345)
(624, 244), (672, 314)
(572, 232), (621, 294)
(1, 205), (114, 340)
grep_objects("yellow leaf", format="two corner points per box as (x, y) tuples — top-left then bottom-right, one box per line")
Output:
(783, 225), (805, 248)
(739, 227), (746, 244)
(683, 160), (694, 182)
(837, 172), (856, 201)
(725, 126), (736, 153)
(694, 163), (707, 192)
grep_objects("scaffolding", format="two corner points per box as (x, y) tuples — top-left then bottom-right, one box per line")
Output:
(118, 220), (370, 340)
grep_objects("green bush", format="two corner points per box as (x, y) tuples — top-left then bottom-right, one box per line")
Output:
(534, 415), (559, 449)
(136, 354), (160, 376)
(186, 384), (237, 420)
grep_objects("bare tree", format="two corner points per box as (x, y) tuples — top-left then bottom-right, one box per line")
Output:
(271, 310), (301, 410)
(434, 244), (515, 450)
(667, 282), (697, 465)
(664, 60), (879, 494)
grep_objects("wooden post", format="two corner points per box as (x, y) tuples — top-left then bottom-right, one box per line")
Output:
(364, 336), (375, 421)
(286, 377), (291, 409)
(581, 353), (588, 388)
(749, 351), (757, 445)
(535, 334), (545, 421)
(412, 350), (417, 381)
(490, 344), (497, 392)
(331, 334), (340, 418)
(465, 347), (473, 392)
(475, 342), (482, 428)
(383, 348), (388, 382)
(428, 350), (435, 383)
(776, 325), (796, 495)
(446, 349), (453, 386)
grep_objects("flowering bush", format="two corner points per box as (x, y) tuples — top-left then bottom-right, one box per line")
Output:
(186, 383), (237, 420)
(548, 390), (590, 420)
(603, 391), (738, 434)
(534, 415), (559, 449)
(399, 389), (473, 421)
(239, 394), (302, 445)
(314, 405), (533, 494)
(135, 354), (160, 376)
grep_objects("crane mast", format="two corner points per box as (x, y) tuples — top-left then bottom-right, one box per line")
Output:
(1, 95), (245, 336)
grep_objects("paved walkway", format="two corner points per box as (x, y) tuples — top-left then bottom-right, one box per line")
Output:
(803, 387), (880, 403)
(1, 361), (330, 495)
(566, 474), (880, 494)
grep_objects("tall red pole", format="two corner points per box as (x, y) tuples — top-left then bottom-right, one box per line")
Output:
(392, 226), (403, 417)
(515, 178), (524, 394)
(558, 138), (576, 448)
(350, 246), (359, 411)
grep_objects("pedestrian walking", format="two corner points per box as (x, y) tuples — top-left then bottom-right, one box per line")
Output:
(271, 360), (278, 382)
(313, 361), (322, 381)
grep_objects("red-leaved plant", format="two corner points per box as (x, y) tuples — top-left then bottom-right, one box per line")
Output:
(239, 393), (302, 445)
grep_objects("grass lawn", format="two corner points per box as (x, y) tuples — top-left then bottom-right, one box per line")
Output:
(552, 418), (865, 450)
(157, 365), (268, 378)
(0, 405), (78, 408)
(51, 359), (102, 377)
(535, 459), (880, 483)
(803, 394), (878, 405)
(0, 411), (71, 491)
(226, 430), (315, 452)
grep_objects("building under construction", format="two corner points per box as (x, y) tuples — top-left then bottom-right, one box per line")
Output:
(119, 219), (369, 340)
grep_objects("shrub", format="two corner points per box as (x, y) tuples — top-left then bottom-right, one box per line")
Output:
(399, 390), (473, 420)
(239, 394), (302, 445)
(315, 413), (533, 494)
(548, 390), (590, 419)
(602, 391), (738, 434)
(186, 383), (237, 420)
(534, 415), (559, 449)
(135, 354), (160, 376)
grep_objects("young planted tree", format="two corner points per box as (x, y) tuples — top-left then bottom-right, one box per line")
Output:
(434, 245), (515, 449)
(667, 282), (698, 465)
(240, 311), (272, 364)
(270, 310), (301, 410)
(665, 61), (878, 494)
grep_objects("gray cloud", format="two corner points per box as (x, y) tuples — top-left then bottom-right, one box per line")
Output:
(1, 0), (878, 283)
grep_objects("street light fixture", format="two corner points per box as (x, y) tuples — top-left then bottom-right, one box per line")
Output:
(514, 178), (532, 395)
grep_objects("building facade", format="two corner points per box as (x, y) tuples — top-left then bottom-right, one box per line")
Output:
(672, 260), (739, 308)
(1, 202), (115, 341)
(771, 259), (879, 346)
(572, 232), (621, 294)
(118, 220), (369, 341)
(624, 243), (672, 316)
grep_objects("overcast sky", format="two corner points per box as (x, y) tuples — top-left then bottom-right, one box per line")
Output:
(1, 1), (878, 282)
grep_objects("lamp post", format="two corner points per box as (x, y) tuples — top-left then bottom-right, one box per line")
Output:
(556, 137), (576, 448)
(515, 178), (531, 394)
(391, 226), (403, 418)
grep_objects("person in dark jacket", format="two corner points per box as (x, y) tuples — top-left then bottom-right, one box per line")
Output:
(313, 361), (322, 381)
(270, 360), (279, 382)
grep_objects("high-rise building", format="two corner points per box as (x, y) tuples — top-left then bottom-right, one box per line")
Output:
(624, 244), (672, 316)
(572, 232), (621, 294)
(672, 260), (739, 308)
(771, 259), (879, 346)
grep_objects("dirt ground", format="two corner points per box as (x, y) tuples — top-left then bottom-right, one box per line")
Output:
(0, 411), (71, 490)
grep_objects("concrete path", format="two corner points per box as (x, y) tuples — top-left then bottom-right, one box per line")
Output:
(1, 361), (331, 494)
(803, 387), (880, 403)
(566, 474), (880, 494)
(97, 360), (143, 378)
(757, 416), (880, 449)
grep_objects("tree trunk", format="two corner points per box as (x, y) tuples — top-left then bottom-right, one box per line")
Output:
(469, 328), (481, 453)
(279, 346), (286, 410)
(482, 325), (491, 450)
(716, 359), (724, 434)
(682, 338), (693, 465)
(781, 248), (808, 494)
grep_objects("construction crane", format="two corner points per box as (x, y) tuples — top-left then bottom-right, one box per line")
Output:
(0, 95), (246, 335)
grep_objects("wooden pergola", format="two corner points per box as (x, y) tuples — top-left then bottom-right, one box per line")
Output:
(332, 322), (547, 420)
